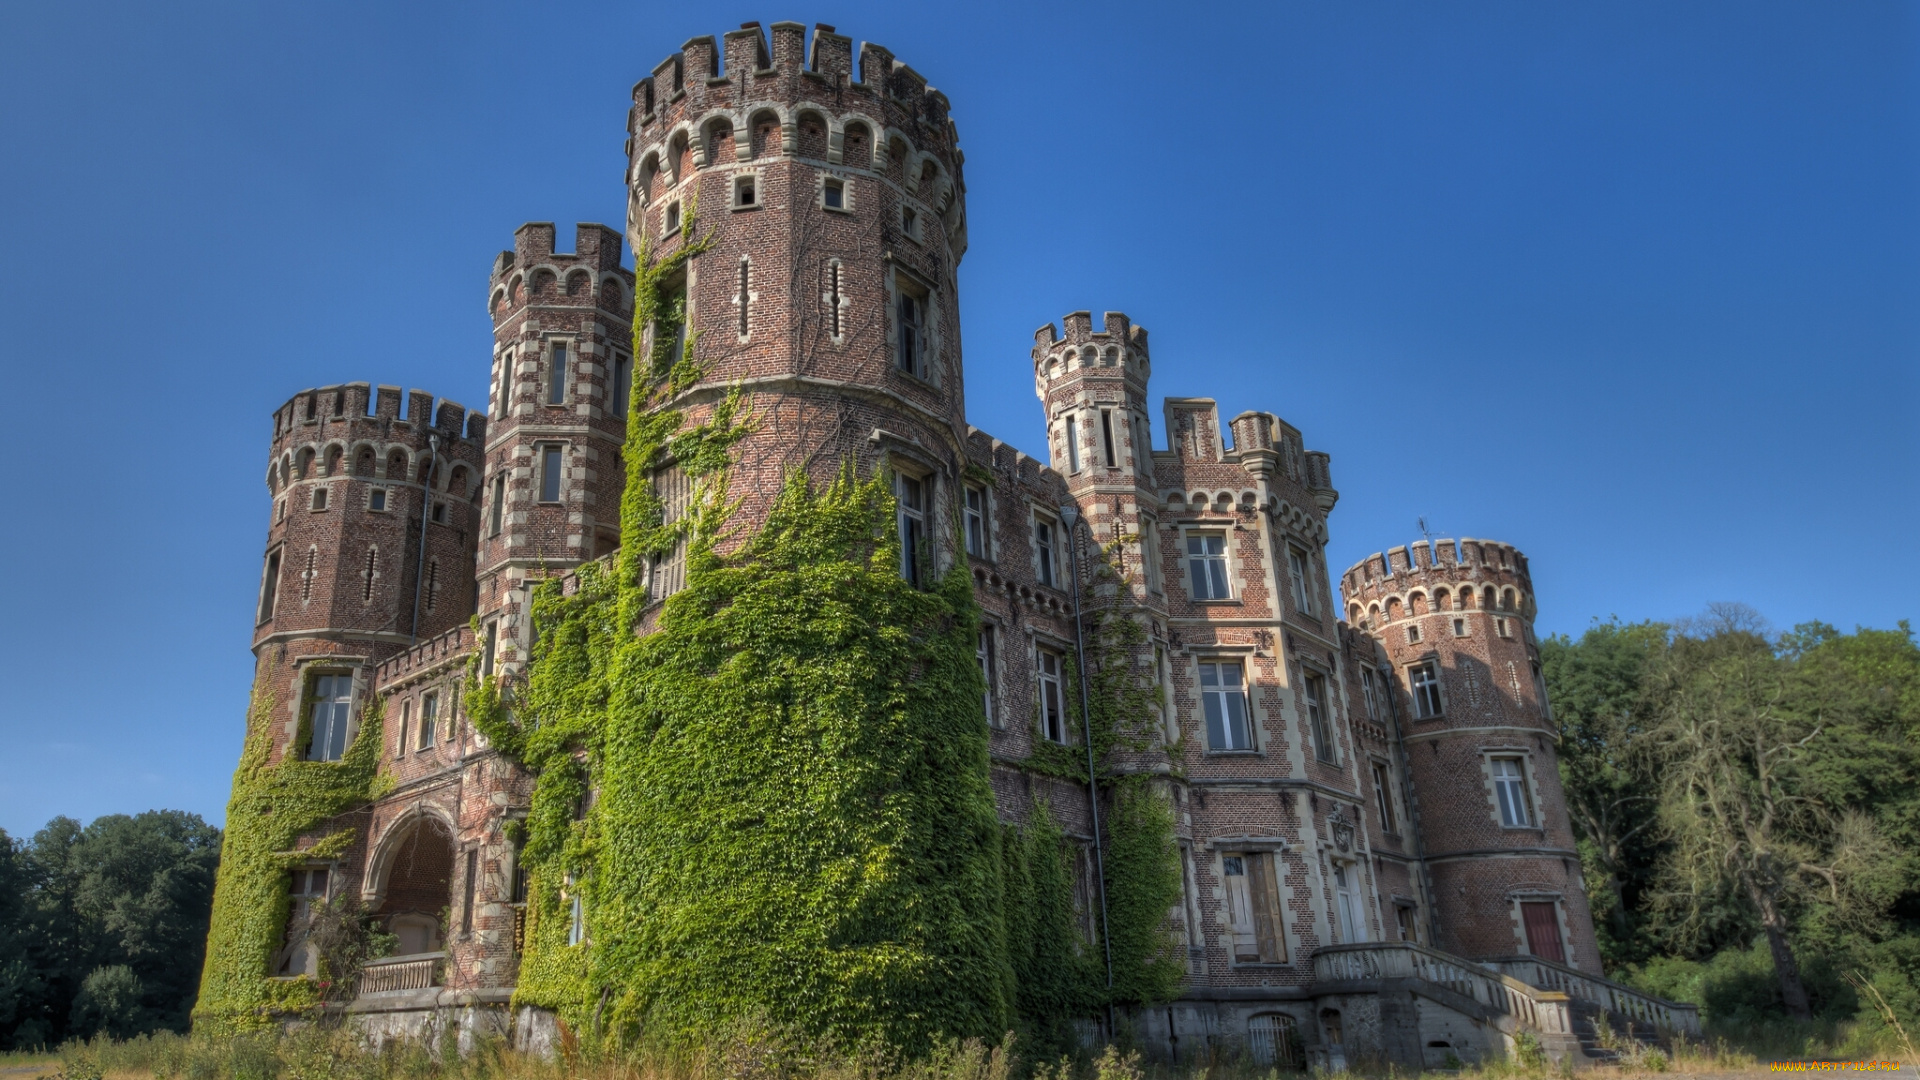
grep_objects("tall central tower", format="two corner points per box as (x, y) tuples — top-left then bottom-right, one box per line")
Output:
(624, 21), (971, 533)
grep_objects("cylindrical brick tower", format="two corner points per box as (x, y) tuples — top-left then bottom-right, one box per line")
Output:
(254, 383), (485, 763)
(1340, 540), (1600, 972)
(477, 222), (633, 678)
(622, 21), (971, 552)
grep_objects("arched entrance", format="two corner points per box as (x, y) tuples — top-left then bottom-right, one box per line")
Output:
(366, 814), (455, 955)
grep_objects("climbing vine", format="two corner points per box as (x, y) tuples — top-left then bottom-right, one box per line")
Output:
(194, 668), (385, 1034)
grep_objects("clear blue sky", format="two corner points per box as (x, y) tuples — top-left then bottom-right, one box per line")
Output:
(1, 1), (1914, 838)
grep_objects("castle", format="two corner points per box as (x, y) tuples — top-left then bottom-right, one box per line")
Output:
(204, 21), (1698, 1068)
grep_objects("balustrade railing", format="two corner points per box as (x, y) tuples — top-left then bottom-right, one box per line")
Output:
(357, 952), (444, 994)
(1484, 955), (1701, 1037)
(1313, 943), (1572, 1037)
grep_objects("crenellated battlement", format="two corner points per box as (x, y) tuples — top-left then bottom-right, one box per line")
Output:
(488, 223), (631, 324)
(1031, 311), (1150, 397)
(1341, 538), (1535, 624)
(632, 23), (951, 127)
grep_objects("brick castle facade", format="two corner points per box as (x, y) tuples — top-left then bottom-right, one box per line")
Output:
(230, 21), (1620, 1067)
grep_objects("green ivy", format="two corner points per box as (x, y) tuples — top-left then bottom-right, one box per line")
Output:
(193, 673), (385, 1033)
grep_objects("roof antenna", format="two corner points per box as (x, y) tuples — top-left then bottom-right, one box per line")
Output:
(1417, 516), (1435, 546)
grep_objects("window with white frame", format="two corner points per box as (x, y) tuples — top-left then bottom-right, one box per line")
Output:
(276, 864), (330, 975)
(1372, 761), (1398, 833)
(1410, 661), (1443, 719)
(895, 472), (928, 586)
(1200, 661), (1252, 751)
(1287, 544), (1315, 615)
(1492, 756), (1534, 826)
(1222, 852), (1286, 963)
(650, 465), (689, 601)
(1187, 532), (1231, 600)
(964, 485), (989, 559)
(977, 624), (997, 726)
(1360, 666), (1383, 720)
(306, 673), (353, 762)
(1037, 648), (1068, 743)
(1332, 861), (1366, 943)
(1304, 672), (1334, 763)
(539, 445), (564, 503)
(547, 341), (569, 405)
(1034, 516), (1059, 588)
(417, 690), (439, 750)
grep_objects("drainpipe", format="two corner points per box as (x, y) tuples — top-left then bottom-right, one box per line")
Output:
(409, 432), (441, 644)
(1059, 503), (1116, 1040)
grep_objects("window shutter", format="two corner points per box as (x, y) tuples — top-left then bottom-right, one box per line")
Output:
(1249, 852), (1285, 963)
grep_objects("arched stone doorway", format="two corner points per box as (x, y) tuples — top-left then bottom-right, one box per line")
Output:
(365, 813), (455, 955)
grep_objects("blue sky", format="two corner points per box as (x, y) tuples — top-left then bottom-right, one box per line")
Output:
(1, 1), (1914, 837)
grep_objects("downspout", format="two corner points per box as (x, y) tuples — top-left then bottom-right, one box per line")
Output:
(409, 432), (441, 644)
(1059, 503), (1116, 1039)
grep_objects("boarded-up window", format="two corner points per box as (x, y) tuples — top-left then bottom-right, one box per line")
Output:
(1223, 851), (1286, 963)
(650, 465), (690, 602)
(1522, 901), (1564, 963)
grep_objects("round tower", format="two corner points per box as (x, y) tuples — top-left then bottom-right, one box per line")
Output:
(478, 222), (633, 678)
(254, 383), (485, 764)
(622, 22), (971, 549)
(1340, 540), (1600, 972)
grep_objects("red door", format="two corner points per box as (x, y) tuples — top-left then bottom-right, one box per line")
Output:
(1522, 902), (1565, 963)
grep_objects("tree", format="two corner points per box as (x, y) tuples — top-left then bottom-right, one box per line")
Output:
(1648, 606), (1892, 1019)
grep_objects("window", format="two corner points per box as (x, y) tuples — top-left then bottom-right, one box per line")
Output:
(1222, 852), (1285, 963)
(461, 849), (478, 934)
(664, 200), (681, 234)
(368, 487), (388, 512)
(307, 673), (353, 762)
(1360, 667), (1383, 720)
(822, 177), (845, 209)
(977, 625), (997, 726)
(1396, 904), (1420, 943)
(566, 875), (585, 946)
(1372, 761), (1397, 833)
(482, 621), (498, 677)
(397, 699), (411, 757)
(494, 348), (513, 414)
(1100, 409), (1117, 468)
(736, 260), (751, 338)
(1187, 533), (1230, 600)
(1140, 516), (1162, 593)
(1496, 616), (1512, 639)
(258, 550), (282, 625)
(539, 445), (563, 503)
(548, 342), (569, 405)
(1200, 661), (1252, 751)
(1410, 661), (1443, 719)
(310, 487), (328, 512)
(650, 465), (690, 601)
(611, 354), (632, 417)
(1533, 662), (1552, 720)
(1034, 517), (1058, 588)
(1332, 862), (1365, 942)
(417, 691), (439, 750)
(901, 206), (918, 238)
(489, 474), (506, 535)
(1493, 757), (1534, 827)
(895, 473), (928, 586)
(895, 286), (925, 375)
(1304, 673), (1334, 763)
(1037, 648), (1068, 744)
(277, 864), (330, 975)
(826, 260), (844, 339)
(431, 501), (447, 525)
(1155, 644), (1173, 739)
(1064, 413), (1081, 472)
(1287, 545), (1315, 615)
(1407, 624), (1422, 644)
(733, 173), (757, 208)
(964, 485), (988, 558)
(1453, 617), (1468, 637)
(1521, 900), (1565, 962)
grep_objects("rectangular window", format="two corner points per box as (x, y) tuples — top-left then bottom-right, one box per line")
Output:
(1360, 666), (1383, 720)
(1187, 533), (1230, 600)
(489, 474), (506, 536)
(431, 501), (447, 525)
(494, 349), (513, 415)
(1034, 517), (1058, 588)
(1372, 761), (1397, 832)
(1496, 616), (1512, 639)
(368, 487), (388, 512)
(733, 173), (757, 208)
(896, 473), (927, 586)
(901, 206), (918, 237)
(482, 621), (498, 677)
(461, 849), (478, 934)
(650, 465), (690, 601)
(964, 485), (988, 558)
(397, 699), (411, 758)
(1410, 661), (1443, 719)
(1038, 648), (1068, 744)
(1304, 672), (1333, 763)
(1521, 901), (1565, 962)
(895, 285), (925, 375)
(1065, 413), (1081, 472)
(548, 342), (569, 405)
(567, 877), (585, 946)
(539, 445), (563, 503)
(417, 691), (439, 750)
(258, 550), (282, 624)
(1453, 617), (1468, 637)
(664, 200), (681, 235)
(1287, 545), (1314, 615)
(1140, 516), (1161, 593)
(611, 354), (632, 417)
(1100, 409), (1117, 468)
(1332, 861), (1365, 942)
(310, 487), (328, 512)
(977, 625), (997, 726)
(1201, 661), (1252, 751)
(1222, 852), (1286, 963)
(1407, 624), (1422, 644)
(307, 673), (353, 762)
(1493, 757), (1534, 827)
(1396, 904), (1420, 943)
(822, 177), (845, 209)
